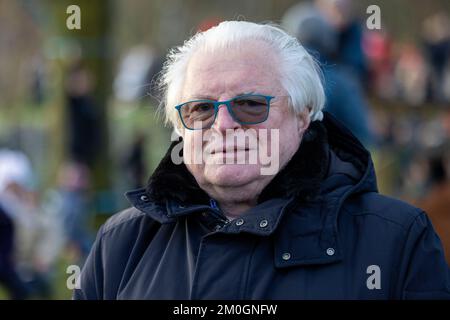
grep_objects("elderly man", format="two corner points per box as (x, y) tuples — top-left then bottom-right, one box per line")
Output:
(74, 21), (450, 300)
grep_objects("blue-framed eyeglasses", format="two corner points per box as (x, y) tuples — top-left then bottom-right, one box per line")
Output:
(175, 94), (274, 130)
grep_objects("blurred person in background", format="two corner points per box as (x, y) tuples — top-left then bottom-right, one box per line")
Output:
(422, 12), (450, 104)
(394, 44), (429, 106)
(0, 149), (64, 299)
(57, 162), (93, 265)
(314, 0), (368, 82)
(0, 205), (25, 299)
(62, 60), (98, 265)
(123, 133), (147, 189)
(417, 152), (450, 264)
(283, 2), (374, 147)
(0, 149), (30, 299)
(65, 61), (100, 168)
(0, 150), (64, 299)
(114, 46), (160, 103)
(401, 153), (430, 201)
(363, 30), (396, 101)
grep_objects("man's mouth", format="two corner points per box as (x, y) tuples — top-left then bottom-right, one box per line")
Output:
(210, 147), (250, 155)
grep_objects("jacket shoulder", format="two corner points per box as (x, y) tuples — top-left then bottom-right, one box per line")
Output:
(101, 206), (152, 235)
(343, 192), (425, 230)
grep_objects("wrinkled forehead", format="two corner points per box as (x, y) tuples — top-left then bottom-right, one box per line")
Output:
(182, 39), (283, 100)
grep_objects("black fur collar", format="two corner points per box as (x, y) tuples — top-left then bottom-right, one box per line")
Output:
(145, 121), (330, 205)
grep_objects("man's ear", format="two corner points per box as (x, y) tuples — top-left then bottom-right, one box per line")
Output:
(296, 108), (311, 136)
(174, 121), (185, 138)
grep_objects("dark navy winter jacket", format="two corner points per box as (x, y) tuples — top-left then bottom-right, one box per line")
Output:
(74, 113), (450, 300)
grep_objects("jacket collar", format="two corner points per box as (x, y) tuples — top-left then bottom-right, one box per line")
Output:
(125, 112), (378, 267)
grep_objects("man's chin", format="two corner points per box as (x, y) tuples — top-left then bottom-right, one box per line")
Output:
(204, 163), (261, 187)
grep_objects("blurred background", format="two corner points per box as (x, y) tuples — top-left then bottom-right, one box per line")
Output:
(0, 0), (449, 299)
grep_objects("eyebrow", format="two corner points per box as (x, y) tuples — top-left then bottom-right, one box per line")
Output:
(186, 91), (258, 101)
(186, 95), (216, 101)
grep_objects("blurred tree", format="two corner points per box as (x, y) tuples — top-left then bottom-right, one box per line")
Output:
(44, 0), (114, 214)
(0, 0), (42, 120)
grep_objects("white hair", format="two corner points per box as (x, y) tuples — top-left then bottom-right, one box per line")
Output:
(158, 20), (325, 132)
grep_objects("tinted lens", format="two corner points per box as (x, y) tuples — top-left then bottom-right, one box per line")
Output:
(230, 95), (270, 124)
(179, 101), (216, 129)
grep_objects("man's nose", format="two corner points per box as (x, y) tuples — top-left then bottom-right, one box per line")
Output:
(213, 103), (241, 131)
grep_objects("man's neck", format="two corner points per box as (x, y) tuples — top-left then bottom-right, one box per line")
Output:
(218, 200), (257, 220)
